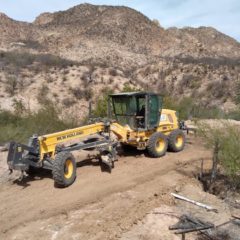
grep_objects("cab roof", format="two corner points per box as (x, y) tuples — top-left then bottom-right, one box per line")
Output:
(110, 91), (159, 97)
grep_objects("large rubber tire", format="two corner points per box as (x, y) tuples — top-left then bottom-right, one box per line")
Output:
(52, 152), (76, 187)
(168, 129), (185, 152)
(147, 132), (168, 158)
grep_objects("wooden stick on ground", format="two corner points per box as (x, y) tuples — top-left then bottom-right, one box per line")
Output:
(232, 214), (240, 220)
(171, 193), (218, 212)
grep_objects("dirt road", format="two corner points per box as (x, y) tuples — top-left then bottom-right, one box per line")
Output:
(0, 136), (212, 239)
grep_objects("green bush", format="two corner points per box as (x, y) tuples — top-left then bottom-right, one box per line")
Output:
(220, 126), (240, 185)
(234, 80), (240, 104)
(12, 98), (26, 116)
(163, 96), (226, 120)
(93, 88), (113, 118)
(0, 104), (76, 144)
(198, 122), (240, 188)
(226, 109), (240, 120)
(122, 83), (142, 92)
(164, 96), (198, 120)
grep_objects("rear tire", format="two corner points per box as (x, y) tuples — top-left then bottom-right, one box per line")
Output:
(147, 132), (168, 158)
(52, 151), (76, 187)
(168, 129), (185, 152)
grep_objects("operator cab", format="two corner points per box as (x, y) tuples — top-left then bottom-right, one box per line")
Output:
(109, 92), (163, 130)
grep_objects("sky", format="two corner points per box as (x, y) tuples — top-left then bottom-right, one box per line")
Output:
(0, 0), (239, 41)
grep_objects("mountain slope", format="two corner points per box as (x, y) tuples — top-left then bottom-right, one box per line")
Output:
(0, 4), (239, 117)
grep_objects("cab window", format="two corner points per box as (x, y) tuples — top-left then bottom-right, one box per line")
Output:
(160, 114), (167, 122)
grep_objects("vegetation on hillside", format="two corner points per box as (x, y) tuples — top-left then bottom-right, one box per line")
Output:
(92, 84), (240, 120)
(0, 101), (76, 144)
(1, 81), (240, 143)
(0, 50), (77, 71)
(163, 96), (240, 120)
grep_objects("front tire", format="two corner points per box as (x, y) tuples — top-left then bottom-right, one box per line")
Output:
(168, 129), (185, 152)
(52, 151), (76, 187)
(147, 132), (168, 158)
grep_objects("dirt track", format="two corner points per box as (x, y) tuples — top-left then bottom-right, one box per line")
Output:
(0, 136), (212, 239)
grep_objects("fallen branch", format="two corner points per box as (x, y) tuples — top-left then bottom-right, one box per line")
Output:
(175, 225), (213, 234)
(232, 214), (240, 220)
(171, 193), (218, 212)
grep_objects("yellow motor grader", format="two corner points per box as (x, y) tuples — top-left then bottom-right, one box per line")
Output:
(7, 92), (185, 187)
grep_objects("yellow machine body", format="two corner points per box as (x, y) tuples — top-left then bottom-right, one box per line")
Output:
(110, 109), (179, 149)
(37, 109), (179, 161)
(7, 91), (185, 187)
(38, 122), (105, 160)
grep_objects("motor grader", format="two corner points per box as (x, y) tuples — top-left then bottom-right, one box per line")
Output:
(7, 92), (185, 187)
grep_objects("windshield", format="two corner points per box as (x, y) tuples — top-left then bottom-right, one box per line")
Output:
(111, 96), (137, 128)
(111, 94), (162, 130)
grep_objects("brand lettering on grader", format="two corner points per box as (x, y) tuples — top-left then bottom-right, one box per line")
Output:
(57, 131), (84, 141)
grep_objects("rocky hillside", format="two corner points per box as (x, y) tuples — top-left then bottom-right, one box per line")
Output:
(0, 3), (240, 118)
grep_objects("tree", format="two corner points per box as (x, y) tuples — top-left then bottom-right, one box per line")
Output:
(234, 80), (240, 104)
(12, 98), (26, 116)
(198, 121), (240, 188)
(93, 88), (113, 118)
(122, 83), (142, 92)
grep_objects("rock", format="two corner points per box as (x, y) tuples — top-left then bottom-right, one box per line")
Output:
(0, 143), (9, 152)
(175, 185), (181, 193)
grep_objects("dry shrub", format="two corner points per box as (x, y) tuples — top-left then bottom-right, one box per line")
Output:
(5, 75), (17, 96)
(109, 68), (118, 76)
(37, 84), (49, 105)
(70, 87), (93, 101)
(46, 75), (54, 83)
(81, 73), (89, 81)
(109, 77), (114, 84)
(62, 98), (77, 107)
(84, 89), (93, 101)
(53, 93), (58, 98)
(63, 69), (70, 75)
(206, 81), (227, 98)
(62, 75), (67, 82)
(70, 87), (84, 100)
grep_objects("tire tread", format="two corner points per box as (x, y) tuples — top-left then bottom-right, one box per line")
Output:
(52, 151), (76, 187)
(168, 129), (185, 152)
(147, 132), (168, 158)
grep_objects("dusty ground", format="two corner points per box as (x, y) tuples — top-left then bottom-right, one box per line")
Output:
(0, 136), (239, 240)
